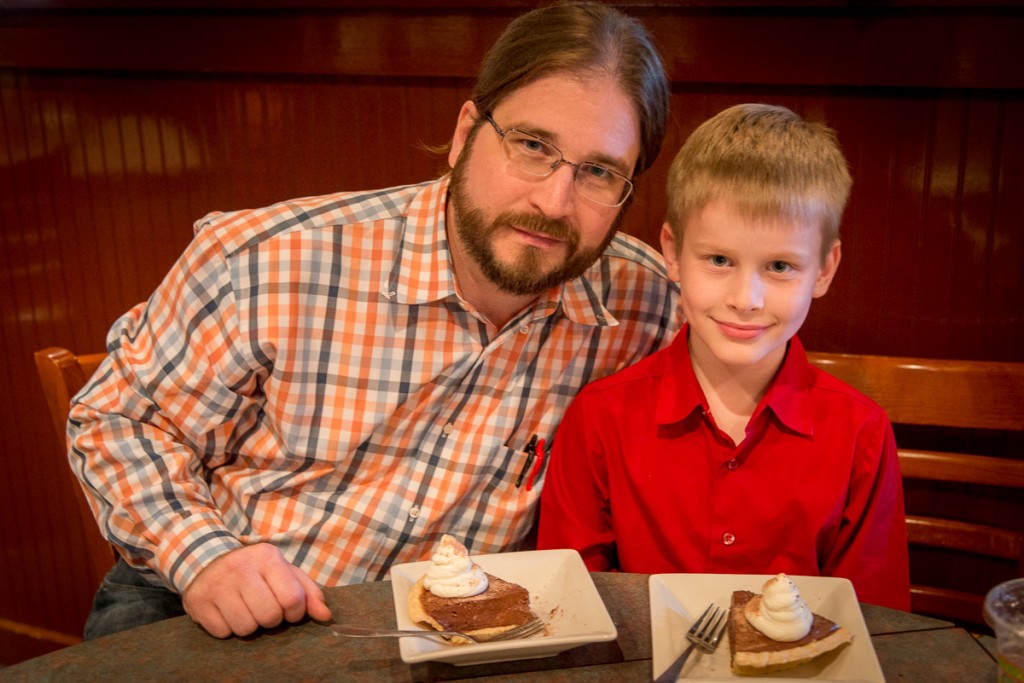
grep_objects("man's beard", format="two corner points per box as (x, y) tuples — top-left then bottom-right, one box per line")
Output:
(448, 143), (621, 297)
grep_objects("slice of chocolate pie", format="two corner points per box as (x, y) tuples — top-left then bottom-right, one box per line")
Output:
(407, 535), (537, 643)
(729, 574), (852, 675)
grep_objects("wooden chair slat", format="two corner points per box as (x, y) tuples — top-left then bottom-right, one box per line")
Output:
(906, 516), (1023, 560)
(898, 450), (1024, 489)
(808, 352), (1024, 431)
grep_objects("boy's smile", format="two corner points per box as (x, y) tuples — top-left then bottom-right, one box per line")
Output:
(717, 321), (770, 341)
(662, 198), (841, 375)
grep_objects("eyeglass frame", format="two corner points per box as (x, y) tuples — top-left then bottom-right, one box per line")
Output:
(482, 113), (635, 208)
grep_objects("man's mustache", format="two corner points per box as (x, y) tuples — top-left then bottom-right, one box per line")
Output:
(492, 211), (579, 248)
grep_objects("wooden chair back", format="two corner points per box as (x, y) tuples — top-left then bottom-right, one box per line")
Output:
(34, 347), (116, 590)
(807, 351), (1024, 625)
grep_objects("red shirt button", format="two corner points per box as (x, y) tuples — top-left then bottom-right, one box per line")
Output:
(723, 532), (736, 545)
(726, 459), (739, 471)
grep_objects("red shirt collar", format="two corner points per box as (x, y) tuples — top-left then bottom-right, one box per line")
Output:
(654, 324), (815, 438)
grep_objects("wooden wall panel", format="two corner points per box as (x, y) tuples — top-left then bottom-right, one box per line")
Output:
(1, 1), (1022, 664)
(797, 89), (1024, 358)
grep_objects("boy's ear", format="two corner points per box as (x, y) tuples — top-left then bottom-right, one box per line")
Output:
(812, 239), (842, 298)
(659, 222), (681, 282)
(449, 100), (479, 168)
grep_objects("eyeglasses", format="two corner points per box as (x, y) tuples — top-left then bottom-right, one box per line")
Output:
(484, 113), (634, 208)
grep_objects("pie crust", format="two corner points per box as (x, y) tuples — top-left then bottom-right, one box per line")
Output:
(729, 589), (852, 675)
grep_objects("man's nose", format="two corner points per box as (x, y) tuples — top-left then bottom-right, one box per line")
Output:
(528, 162), (577, 218)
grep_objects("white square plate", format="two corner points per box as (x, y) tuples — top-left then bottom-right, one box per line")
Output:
(390, 548), (617, 666)
(649, 574), (883, 682)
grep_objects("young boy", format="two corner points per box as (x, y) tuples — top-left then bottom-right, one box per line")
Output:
(537, 103), (910, 610)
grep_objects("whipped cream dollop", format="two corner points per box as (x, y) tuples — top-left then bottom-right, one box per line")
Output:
(743, 573), (813, 642)
(423, 534), (489, 598)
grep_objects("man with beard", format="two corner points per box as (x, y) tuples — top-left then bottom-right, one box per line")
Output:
(68, 2), (679, 640)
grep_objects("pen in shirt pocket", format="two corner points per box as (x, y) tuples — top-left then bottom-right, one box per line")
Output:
(514, 434), (549, 490)
(514, 434), (539, 488)
(525, 437), (546, 491)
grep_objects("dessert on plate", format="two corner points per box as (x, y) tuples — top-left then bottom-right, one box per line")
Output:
(407, 534), (538, 643)
(729, 573), (852, 675)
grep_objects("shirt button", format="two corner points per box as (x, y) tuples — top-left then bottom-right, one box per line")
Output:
(442, 423), (453, 436)
(408, 506), (421, 520)
(518, 324), (529, 334)
(722, 532), (736, 546)
(726, 459), (739, 471)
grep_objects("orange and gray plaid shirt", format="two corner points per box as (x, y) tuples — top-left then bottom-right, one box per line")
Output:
(69, 176), (679, 593)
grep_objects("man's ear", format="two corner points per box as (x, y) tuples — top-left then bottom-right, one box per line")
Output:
(659, 222), (681, 283)
(449, 100), (480, 169)
(813, 239), (842, 298)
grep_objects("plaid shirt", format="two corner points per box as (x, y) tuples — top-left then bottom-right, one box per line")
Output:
(69, 176), (679, 593)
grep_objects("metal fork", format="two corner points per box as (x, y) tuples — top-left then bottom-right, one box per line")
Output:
(653, 603), (727, 682)
(330, 616), (546, 643)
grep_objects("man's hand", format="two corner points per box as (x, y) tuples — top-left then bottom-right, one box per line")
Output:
(182, 543), (332, 638)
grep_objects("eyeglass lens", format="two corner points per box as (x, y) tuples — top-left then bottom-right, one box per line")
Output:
(500, 130), (631, 207)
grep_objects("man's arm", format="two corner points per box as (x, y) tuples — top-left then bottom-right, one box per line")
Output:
(68, 222), (332, 635)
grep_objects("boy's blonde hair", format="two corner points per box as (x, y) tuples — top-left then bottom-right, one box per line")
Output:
(665, 103), (852, 260)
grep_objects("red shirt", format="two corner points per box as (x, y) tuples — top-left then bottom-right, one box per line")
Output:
(537, 326), (911, 610)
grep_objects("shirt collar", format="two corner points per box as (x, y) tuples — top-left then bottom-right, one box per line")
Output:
(386, 176), (458, 306)
(387, 175), (618, 328)
(761, 334), (814, 437)
(654, 325), (705, 425)
(654, 324), (814, 436)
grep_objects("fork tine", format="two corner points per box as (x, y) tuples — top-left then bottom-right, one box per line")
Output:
(487, 617), (546, 641)
(690, 606), (727, 652)
(690, 603), (716, 632)
(697, 606), (721, 637)
(708, 613), (728, 647)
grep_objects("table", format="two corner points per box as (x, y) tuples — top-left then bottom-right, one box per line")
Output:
(3, 573), (997, 681)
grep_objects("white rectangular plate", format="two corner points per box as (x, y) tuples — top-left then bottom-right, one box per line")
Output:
(649, 574), (884, 682)
(390, 548), (617, 666)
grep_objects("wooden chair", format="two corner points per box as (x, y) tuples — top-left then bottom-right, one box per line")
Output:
(807, 351), (1024, 625)
(34, 347), (117, 592)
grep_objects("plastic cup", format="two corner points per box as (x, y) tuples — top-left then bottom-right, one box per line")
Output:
(985, 578), (1024, 682)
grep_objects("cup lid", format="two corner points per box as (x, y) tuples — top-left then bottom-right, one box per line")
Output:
(984, 577), (1024, 631)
